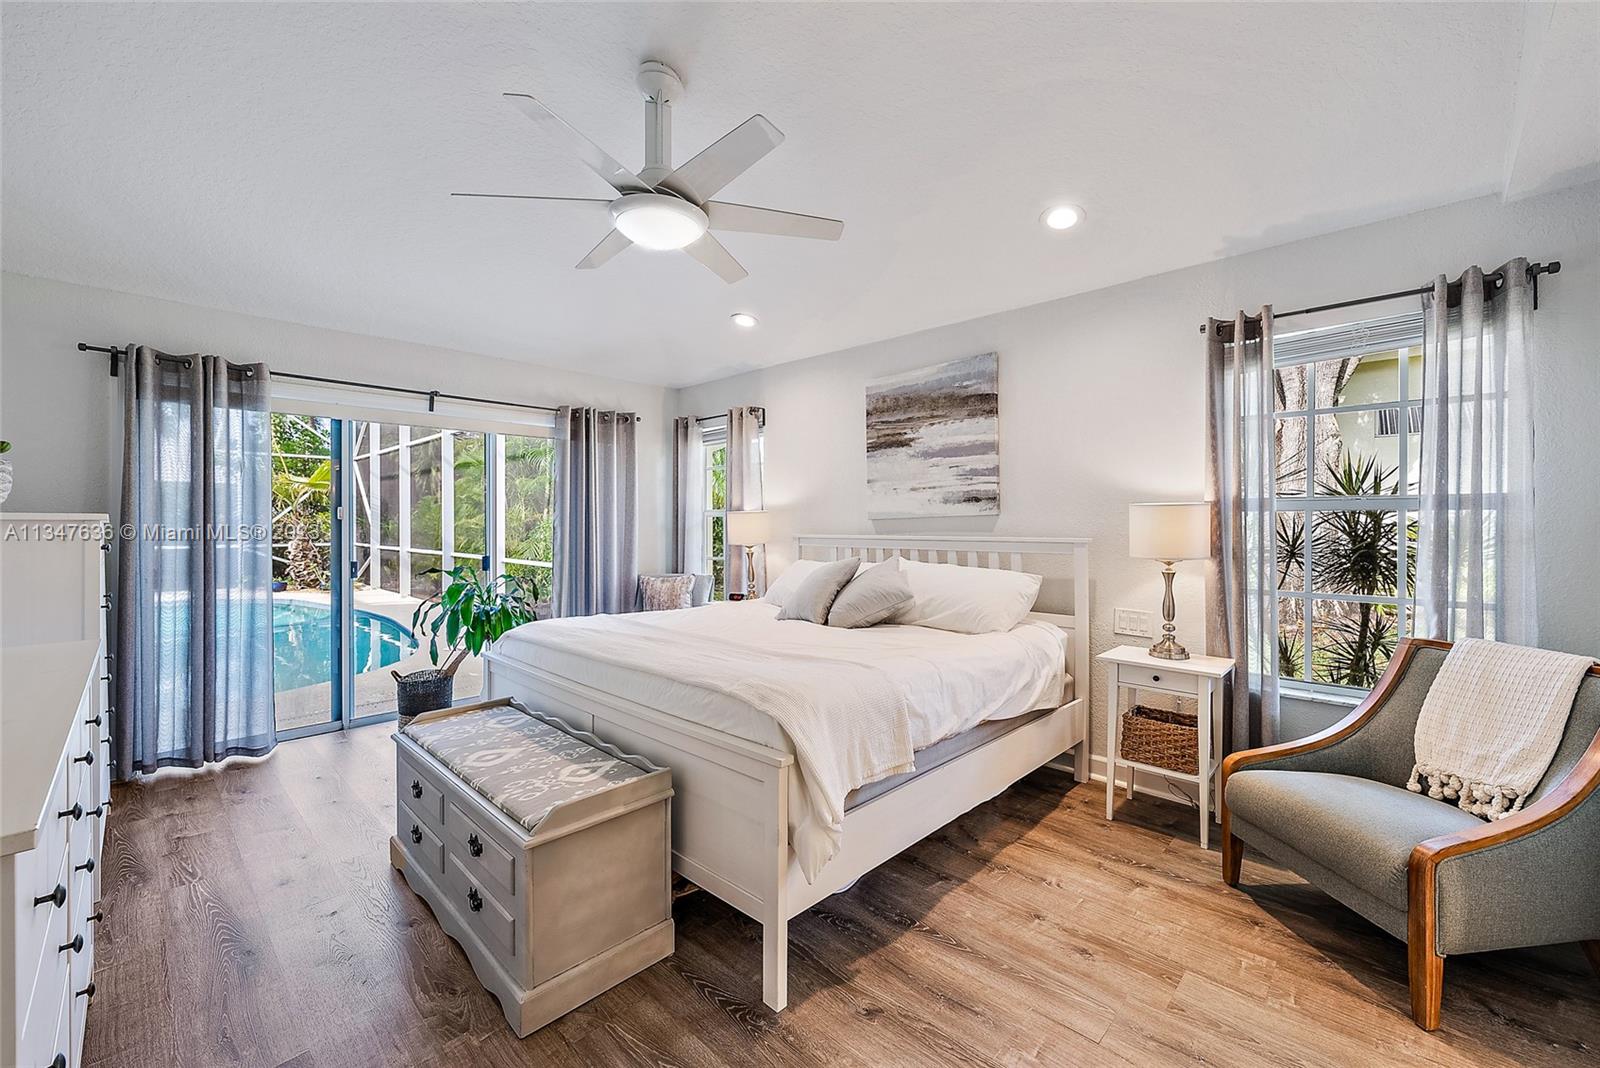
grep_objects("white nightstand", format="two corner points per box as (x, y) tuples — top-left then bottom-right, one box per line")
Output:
(1097, 645), (1235, 849)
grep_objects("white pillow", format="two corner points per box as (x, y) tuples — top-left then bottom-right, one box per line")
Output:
(894, 558), (1042, 634)
(763, 559), (826, 608)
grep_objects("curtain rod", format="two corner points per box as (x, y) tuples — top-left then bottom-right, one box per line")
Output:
(693, 407), (765, 427)
(74, 343), (645, 420)
(1199, 260), (1561, 336)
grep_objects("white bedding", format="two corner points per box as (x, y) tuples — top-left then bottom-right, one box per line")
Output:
(491, 601), (1068, 880)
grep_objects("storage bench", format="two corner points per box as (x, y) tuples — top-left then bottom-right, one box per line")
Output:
(390, 698), (674, 1036)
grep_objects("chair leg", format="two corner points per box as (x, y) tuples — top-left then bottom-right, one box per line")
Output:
(1582, 940), (1600, 980)
(1407, 858), (1444, 1030)
(1409, 942), (1444, 1030)
(1222, 832), (1243, 886)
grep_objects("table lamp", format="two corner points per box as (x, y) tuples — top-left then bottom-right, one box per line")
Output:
(1128, 502), (1211, 660)
(725, 509), (773, 599)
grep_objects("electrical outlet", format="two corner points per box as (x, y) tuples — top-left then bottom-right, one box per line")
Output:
(1114, 607), (1155, 638)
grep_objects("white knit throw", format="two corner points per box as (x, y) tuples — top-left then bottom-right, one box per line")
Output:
(1407, 638), (1593, 819)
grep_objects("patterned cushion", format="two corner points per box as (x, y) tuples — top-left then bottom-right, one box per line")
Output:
(638, 573), (696, 612)
(404, 706), (646, 832)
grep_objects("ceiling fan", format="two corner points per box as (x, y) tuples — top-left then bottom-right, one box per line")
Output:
(455, 60), (844, 284)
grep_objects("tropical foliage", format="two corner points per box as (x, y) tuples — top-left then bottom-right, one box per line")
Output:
(411, 564), (541, 677)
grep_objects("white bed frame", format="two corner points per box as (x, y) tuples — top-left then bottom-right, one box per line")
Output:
(481, 534), (1090, 1012)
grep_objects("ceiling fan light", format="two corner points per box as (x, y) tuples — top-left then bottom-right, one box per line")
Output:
(1042, 204), (1084, 231)
(611, 193), (709, 251)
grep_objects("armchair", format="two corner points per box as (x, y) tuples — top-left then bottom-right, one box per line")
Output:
(1220, 638), (1600, 1030)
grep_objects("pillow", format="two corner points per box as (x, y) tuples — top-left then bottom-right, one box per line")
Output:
(776, 557), (861, 624)
(827, 557), (915, 628)
(635, 572), (711, 609)
(895, 558), (1042, 634)
(763, 558), (826, 608)
(637, 573), (695, 612)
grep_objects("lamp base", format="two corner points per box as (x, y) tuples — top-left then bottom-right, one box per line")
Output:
(1148, 633), (1190, 660)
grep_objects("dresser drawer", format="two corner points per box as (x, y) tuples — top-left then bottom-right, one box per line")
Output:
(1117, 663), (1199, 697)
(7, 833), (72, 1019)
(445, 853), (517, 962)
(396, 800), (444, 877)
(397, 756), (445, 830)
(444, 800), (517, 900)
(20, 968), (70, 1068)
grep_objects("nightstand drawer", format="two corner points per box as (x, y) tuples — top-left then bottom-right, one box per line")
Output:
(1117, 663), (1198, 696)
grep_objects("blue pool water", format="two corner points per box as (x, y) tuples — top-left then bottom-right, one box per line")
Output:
(272, 599), (417, 692)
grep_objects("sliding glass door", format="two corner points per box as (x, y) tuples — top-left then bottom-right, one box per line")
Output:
(271, 411), (553, 737)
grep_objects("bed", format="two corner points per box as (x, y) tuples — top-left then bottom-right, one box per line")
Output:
(481, 534), (1090, 1011)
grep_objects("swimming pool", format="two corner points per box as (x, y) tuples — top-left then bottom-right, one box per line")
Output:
(272, 598), (417, 692)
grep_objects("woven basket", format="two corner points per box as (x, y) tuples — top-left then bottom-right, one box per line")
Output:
(1120, 704), (1198, 775)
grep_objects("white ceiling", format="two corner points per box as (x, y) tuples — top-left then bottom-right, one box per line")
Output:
(4, 3), (1597, 388)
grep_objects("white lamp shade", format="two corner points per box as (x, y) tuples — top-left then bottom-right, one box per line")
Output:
(726, 509), (773, 547)
(1129, 502), (1211, 561)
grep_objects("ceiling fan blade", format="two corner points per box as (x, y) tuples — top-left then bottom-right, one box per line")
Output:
(503, 93), (650, 195)
(705, 201), (844, 241)
(576, 229), (632, 270)
(682, 233), (748, 284)
(451, 193), (612, 211)
(658, 115), (784, 203)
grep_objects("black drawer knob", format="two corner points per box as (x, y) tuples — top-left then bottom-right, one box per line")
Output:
(88, 912), (104, 924)
(468, 834), (483, 857)
(33, 884), (66, 908)
(85, 714), (102, 727)
(74, 750), (94, 766)
(58, 803), (83, 821)
(75, 982), (95, 999)
(411, 780), (423, 799)
(467, 887), (483, 913)
(1151, 674), (1161, 682)
(58, 934), (84, 954)
(87, 805), (105, 818)
(49, 1054), (68, 1068)
(75, 857), (95, 874)
(410, 824), (422, 845)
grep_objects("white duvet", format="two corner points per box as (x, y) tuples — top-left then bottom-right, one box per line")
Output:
(492, 601), (1067, 880)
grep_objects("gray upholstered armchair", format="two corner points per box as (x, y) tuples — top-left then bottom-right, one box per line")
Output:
(1220, 638), (1600, 1030)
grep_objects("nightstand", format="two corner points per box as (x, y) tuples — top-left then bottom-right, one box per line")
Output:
(1096, 645), (1235, 849)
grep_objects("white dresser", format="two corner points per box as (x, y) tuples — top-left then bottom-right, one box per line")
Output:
(0, 515), (112, 1068)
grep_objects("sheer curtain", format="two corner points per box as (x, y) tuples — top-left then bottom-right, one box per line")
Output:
(724, 405), (766, 596)
(552, 406), (638, 616)
(1416, 259), (1537, 643)
(1205, 308), (1281, 751)
(670, 416), (705, 574)
(115, 347), (276, 775)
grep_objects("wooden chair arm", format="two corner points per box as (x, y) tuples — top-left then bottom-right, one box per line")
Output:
(1220, 638), (1450, 786)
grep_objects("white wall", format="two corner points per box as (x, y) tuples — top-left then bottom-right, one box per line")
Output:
(677, 183), (1600, 755)
(0, 272), (674, 572)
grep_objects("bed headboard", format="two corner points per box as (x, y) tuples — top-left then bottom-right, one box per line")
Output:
(793, 534), (1091, 699)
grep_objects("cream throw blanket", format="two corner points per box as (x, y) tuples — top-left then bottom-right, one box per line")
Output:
(1407, 638), (1593, 819)
(511, 612), (916, 881)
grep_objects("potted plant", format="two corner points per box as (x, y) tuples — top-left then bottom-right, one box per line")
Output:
(394, 564), (542, 726)
(0, 440), (12, 505)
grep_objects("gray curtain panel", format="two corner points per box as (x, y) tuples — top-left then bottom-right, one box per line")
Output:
(552, 406), (639, 617)
(670, 416), (704, 573)
(115, 347), (276, 776)
(1417, 260), (1537, 644)
(1204, 309), (1281, 752)
(725, 405), (766, 596)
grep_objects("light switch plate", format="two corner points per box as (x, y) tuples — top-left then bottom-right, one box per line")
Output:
(1114, 607), (1155, 638)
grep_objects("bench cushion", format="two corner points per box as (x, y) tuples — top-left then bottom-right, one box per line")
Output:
(1226, 769), (1483, 909)
(404, 706), (647, 833)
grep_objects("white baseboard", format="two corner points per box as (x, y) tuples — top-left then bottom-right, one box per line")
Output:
(1044, 752), (1203, 811)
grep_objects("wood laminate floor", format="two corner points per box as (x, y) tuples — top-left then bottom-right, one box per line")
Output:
(83, 723), (1596, 1068)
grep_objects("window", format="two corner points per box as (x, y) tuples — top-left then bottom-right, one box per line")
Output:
(1272, 312), (1422, 693)
(701, 423), (728, 599)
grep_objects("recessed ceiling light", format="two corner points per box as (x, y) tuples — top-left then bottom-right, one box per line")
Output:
(1041, 204), (1084, 231)
(730, 312), (759, 329)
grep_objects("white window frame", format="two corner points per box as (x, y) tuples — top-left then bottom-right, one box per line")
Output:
(700, 420), (728, 599)
(1272, 314), (1423, 697)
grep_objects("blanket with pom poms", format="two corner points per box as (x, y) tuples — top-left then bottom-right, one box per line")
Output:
(1407, 638), (1593, 819)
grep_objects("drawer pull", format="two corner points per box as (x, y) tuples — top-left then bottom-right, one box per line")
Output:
(88, 911), (104, 924)
(48, 1055), (68, 1068)
(59, 933), (84, 954)
(76, 857), (95, 874)
(1150, 674), (1160, 682)
(411, 779), (423, 799)
(74, 750), (95, 766)
(467, 887), (483, 913)
(59, 803), (84, 821)
(33, 884), (67, 908)
(75, 982), (95, 999)
(102, 672), (113, 683)
(468, 834), (483, 857)
(86, 714), (102, 727)
(87, 805), (106, 818)
(410, 824), (423, 845)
